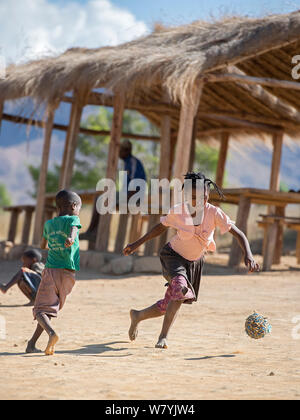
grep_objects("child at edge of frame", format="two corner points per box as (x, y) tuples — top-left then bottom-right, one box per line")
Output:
(123, 171), (260, 349)
(26, 190), (82, 356)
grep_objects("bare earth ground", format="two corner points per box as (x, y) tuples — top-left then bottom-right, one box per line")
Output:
(0, 254), (299, 400)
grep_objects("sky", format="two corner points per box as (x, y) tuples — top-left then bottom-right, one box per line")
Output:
(1, 0), (299, 64)
(1, 0), (300, 203)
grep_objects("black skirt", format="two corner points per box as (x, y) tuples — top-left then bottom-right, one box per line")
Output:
(159, 243), (204, 302)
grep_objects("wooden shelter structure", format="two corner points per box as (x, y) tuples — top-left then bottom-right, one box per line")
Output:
(1, 10), (300, 269)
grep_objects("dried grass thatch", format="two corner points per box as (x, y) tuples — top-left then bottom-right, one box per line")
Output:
(1, 10), (300, 140)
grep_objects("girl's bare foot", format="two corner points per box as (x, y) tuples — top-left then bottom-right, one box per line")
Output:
(45, 333), (59, 356)
(129, 309), (140, 341)
(155, 337), (168, 349)
(25, 341), (42, 354)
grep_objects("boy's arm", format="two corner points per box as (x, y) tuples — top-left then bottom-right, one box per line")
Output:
(0, 270), (23, 293)
(229, 224), (260, 272)
(123, 223), (168, 256)
(65, 226), (78, 248)
(40, 237), (48, 249)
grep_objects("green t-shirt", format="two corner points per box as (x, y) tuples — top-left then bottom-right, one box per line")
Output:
(43, 215), (82, 271)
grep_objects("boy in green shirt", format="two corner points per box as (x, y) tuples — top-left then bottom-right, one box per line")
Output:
(26, 190), (82, 355)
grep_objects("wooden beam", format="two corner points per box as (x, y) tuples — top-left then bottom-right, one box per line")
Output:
(270, 132), (283, 191)
(32, 103), (57, 245)
(63, 92), (179, 115)
(95, 92), (125, 251)
(216, 133), (229, 187)
(173, 82), (204, 181)
(226, 66), (300, 125)
(203, 112), (283, 134)
(60, 91), (87, 189)
(207, 71), (300, 91)
(59, 100), (77, 189)
(228, 196), (251, 267)
(2, 113), (160, 142)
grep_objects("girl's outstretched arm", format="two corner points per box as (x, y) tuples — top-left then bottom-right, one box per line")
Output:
(229, 224), (260, 272)
(123, 223), (168, 256)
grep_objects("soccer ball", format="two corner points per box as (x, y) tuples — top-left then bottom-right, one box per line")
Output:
(245, 312), (272, 339)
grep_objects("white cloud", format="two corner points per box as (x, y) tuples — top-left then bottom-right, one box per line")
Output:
(0, 135), (64, 204)
(0, 0), (148, 64)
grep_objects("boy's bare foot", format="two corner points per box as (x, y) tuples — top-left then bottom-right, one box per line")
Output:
(129, 309), (140, 341)
(26, 341), (42, 354)
(155, 337), (168, 349)
(45, 333), (59, 356)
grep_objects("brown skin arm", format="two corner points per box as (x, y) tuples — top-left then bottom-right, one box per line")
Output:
(40, 237), (48, 250)
(123, 223), (168, 255)
(229, 224), (260, 272)
(65, 226), (78, 248)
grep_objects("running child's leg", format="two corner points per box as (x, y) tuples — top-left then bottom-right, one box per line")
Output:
(26, 324), (44, 353)
(129, 304), (163, 341)
(36, 313), (59, 356)
(155, 300), (182, 349)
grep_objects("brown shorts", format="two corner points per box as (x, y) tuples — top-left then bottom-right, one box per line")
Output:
(33, 268), (75, 319)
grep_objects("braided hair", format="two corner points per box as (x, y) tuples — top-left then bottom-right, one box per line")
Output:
(182, 171), (225, 199)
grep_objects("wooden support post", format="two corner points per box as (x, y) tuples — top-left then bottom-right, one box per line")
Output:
(59, 100), (77, 189)
(269, 132), (283, 192)
(173, 82), (204, 181)
(296, 231), (300, 265)
(216, 133), (229, 187)
(60, 92), (86, 189)
(114, 214), (129, 253)
(8, 209), (22, 243)
(273, 206), (285, 264)
(21, 208), (34, 245)
(188, 116), (198, 172)
(228, 196), (251, 267)
(263, 220), (279, 271)
(96, 92), (125, 251)
(32, 104), (57, 245)
(145, 93), (172, 256)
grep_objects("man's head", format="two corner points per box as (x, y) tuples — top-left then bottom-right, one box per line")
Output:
(55, 190), (82, 216)
(119, 140), (132, 160)
(21, 249), (42, 268)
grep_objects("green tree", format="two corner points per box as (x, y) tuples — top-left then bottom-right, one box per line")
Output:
(193, 143), (220, 181)
(0, 184), (12, 207)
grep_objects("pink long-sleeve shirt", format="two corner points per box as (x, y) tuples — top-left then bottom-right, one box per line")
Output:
(160, 201), (234, 261)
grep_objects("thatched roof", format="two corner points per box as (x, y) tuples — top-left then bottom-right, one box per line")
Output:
(2, 10), (300, 139)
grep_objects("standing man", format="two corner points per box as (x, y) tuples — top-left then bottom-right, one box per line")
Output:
(80, 140), (147, 245)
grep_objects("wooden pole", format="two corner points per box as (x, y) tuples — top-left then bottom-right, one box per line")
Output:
(173, 82), (204, 181)
(269, 132), (284, 191)
(207, 72), (300, 91)
(145, 92), (172, 256)
(95, 92), (125, 251)
(59, 100), (77, 189)
(216, 133), (229, 187)
(60, 91), (86, 189)
(228, 196), (251, 267)
(188, 116), (198, 172)
(21, 208), (34, 245)
(32, 104), (57, 245)
(2, 112), (161, 142)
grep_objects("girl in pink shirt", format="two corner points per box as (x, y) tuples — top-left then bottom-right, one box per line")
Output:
(123, 172), (259, 349)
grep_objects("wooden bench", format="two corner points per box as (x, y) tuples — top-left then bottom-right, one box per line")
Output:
(3, 204), (56, 245)
(257, 214), (300, 270)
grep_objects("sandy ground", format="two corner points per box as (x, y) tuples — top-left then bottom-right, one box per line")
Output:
(0, 254), (300, 400)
